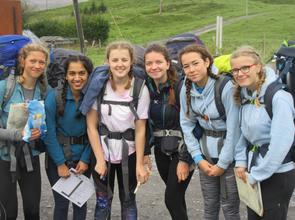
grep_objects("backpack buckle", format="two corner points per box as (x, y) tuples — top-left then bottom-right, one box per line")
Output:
(165, 130), (172, 136)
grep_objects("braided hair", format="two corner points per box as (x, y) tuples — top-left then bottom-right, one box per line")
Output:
(57, 55), (93, 116)
(178, 44), (217, 116)
(231, 46), (265, 106)
(144, 43), (178, 106)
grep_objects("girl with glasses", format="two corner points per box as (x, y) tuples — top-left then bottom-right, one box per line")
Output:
(232, 46), (295, 220)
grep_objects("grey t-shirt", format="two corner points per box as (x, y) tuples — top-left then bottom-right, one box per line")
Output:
(21, 86), (35, 101)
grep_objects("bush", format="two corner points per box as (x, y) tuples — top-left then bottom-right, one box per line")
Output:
(82, 16), (109, 44)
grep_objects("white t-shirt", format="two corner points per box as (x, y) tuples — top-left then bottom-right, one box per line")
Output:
(92, 79), (150, 163)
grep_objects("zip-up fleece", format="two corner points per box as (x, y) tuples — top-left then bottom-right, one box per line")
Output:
(180, 76), (240, 169)
(235, 67), (295, 185)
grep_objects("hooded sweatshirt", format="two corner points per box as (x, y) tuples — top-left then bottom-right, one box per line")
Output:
(235, 67), (295, 185)
(180, 76), (240, 170)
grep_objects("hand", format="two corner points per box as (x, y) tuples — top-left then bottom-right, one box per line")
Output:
(22, 128), (41, 141)
(176, 161), (190, 182)
(208, 165), (225, 177)
(57, 164), (70, 178)
(235, 167), (247, 183)
(136, 163), (149, 184)
(198, 159), (213, 176)
(75, 161), (89, 174)
(95, 159), (107, 179)
(143, 155), (152, 173)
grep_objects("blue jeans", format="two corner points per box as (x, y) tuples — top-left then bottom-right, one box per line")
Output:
(46, 156), (90, 220)
(91, 153), (137, 220)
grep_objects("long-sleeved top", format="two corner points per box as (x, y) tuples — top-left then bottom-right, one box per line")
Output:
(44, 87), (91, 166)
(0, 79), (44, 160)
(235, 67), (295, 185)
(180, 76), (240, 169)
(146, 77), (192, 163)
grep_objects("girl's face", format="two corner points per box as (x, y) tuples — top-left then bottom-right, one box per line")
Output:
(108, 49), (132, 80)
(145, 51), (169, 84)
(231, 56), (262, 91)
(22, 51), (47, 80)
(181, 52), (209, 87)
(66, 61), (89, 93)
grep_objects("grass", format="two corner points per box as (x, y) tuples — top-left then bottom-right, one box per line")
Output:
(26, 0), (295, 65)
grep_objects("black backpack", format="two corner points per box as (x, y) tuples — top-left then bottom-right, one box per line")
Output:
(47, 48), (83, 88)
(165, 33), (204, 73)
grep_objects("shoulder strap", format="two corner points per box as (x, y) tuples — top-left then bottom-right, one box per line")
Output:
(2, 74), (17, 109)
(264, 80), (287, 119)
(131, 77), (145, 110)
(214, 74), (232, 121)
(55, 82), (64, 117)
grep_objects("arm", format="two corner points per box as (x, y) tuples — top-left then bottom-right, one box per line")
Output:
(86, 108), (107, 177)
(216, 82), (241, 170)
(248, 91), (295, 185)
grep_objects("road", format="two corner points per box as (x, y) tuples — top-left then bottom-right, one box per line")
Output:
(15, 154), (295, 220)
(23, 0), (88, 11)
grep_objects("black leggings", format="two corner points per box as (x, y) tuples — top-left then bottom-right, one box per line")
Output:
(154, 146), (194, 220)
(0, 156), (41, 220)
(247, 169), (295, 220)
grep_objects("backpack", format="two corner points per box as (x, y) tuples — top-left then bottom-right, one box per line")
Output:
(0, 35), (32, 80)
(46, 48), (83, 88)
(0, 35), (32, 109)
(165, 33), (204, 73)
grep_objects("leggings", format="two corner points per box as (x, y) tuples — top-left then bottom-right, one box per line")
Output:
(154, 146), (194, 220)
(92, 153), (137, 220)
(0, 156), (41, 220)
(247, 169), (295, 220)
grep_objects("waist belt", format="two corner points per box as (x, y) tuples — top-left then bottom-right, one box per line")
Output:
(153, 129), (182, 138)
(247, 143), (293, 171)
(57, 133), (88, 163)
(203, 129), (226, 138)
(99, 123), (133, 201)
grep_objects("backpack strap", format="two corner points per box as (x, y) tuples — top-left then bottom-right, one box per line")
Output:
(2, 74), (17, 109)
(130, 77), (145, 118)
(214, 74), (232, 121)
(264, 80), (287, 119)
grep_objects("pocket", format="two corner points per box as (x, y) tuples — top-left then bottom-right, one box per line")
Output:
(160, 136), (180, 155)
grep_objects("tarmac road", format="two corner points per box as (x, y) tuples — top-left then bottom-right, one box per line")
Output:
(15, 154), (295, 220)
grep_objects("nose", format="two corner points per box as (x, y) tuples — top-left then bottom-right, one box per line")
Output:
(188, 64), (195, 73)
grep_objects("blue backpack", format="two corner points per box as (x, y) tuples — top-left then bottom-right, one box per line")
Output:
(0, 35), (31, 80)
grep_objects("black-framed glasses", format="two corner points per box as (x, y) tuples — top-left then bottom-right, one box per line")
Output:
(230, 64), (257, 76)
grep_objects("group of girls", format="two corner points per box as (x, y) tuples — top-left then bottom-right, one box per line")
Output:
(0, 39), (294, 220)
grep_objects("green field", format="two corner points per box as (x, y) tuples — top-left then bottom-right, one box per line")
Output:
(27, 0), (295, 65)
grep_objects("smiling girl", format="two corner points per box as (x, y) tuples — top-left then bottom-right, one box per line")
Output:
(86, 41), (150, 220)
(179, 44), (241, 219)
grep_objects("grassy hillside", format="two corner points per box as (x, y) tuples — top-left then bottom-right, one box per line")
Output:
(27, 0), (295, 65)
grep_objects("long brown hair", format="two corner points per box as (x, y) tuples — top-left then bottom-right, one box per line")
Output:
(105, 41), (134, 91)
(178, 44), (218, 116)
(230, 46), (265, 106)
(144, 43), (177, 105)
(17, 43), (49, 96)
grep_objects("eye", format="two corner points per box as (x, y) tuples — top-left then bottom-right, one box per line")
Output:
(79, 71), (87, 76)
(145, 61), (152, 66)
(241, 66), (250, 72)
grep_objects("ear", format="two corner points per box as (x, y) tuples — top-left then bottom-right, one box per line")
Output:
(205, 58), (210, 68)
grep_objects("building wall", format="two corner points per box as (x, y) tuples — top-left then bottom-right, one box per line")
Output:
(0, 0), (22, 35)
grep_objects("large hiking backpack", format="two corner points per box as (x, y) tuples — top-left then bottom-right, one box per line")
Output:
(274, 40), (295, 101)
(165, 33), (204, 73)
(46, 48), (83, 88)
(0, 35), (31, 80)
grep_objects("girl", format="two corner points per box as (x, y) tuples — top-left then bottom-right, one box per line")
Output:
(144, 44), (194, 220)
(86, 41), (150, 220)
(179, 44), (240, 219)
(0, 43), (48, 220)
(232, 46), (295, 220)
(44, 55), (93, 220)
